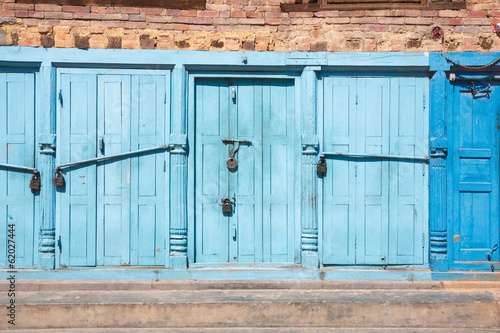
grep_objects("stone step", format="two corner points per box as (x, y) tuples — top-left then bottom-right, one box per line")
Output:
(10, 329), (500, 333)
(1, 282), (499, 330)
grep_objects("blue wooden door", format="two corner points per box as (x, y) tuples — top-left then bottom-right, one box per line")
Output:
(195, 78), (295, 263)
(322, 77), (428, 265)
(449, 80), (500, 262)
(59, 72), (166, 267)
(0, 73), (35, 267)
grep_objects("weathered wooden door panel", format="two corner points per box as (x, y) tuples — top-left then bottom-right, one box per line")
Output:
(59, 73), (97, 267)
(322, 77), (357, 265)
(96, 75), (131, 266)
(356, 78), (390, 265)
(59, 72), (167, 267)
(195, 78), (295, 264)
(129, 75), (166, 266)
(0, 73), (35, 267)
(322, 76), (427, 266)
(450, 82), (500, 262)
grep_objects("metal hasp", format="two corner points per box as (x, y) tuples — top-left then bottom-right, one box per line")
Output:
(321, 152), (429, 163)
(220, 197), (235, 215)
(222, 139), (252, 171)
(488, 244), (498, 261)
(55, 145), (171, 170)
(0, 163), (41, 190)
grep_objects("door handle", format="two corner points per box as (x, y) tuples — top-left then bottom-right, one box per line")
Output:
(99, 136), (104, 154)
(232, 225), (236, 240)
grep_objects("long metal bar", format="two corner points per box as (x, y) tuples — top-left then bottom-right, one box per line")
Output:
(56, 145), (171, 170)
(222, 139), (252, 145)
(321, 152), (429, 162)
(0, 162), (38, 173)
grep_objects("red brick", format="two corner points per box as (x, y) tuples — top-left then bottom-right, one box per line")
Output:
(405, 17), (433, 25)
(34, 4), (62, 11)
(63, 5), (90, 13)
(192, 17), (213, 24)
(146, 15), (170, 23)
(140, 8), (165, 15)
(45, 12), (73, 19)
(238, 18), (264, 25)
(198, 10), (219, 17)
(122, 21), (147, 29)
(339, 10), (365, 17)
(314, 11), (339, 18)
(378, 17), (404, 24)
(365, 24), (389, 32)
(91, 6), (120, 14)
(181, 10), (197, 17)
(73, 13), (100, 20)
(231, 11), (246, 18)
(289, 11), (313, 18)
(447, 18), (462, 25)
(59, 19), (89, 27)
(4, 3), (34, 10)
(439, 10), (466, 18)
(0, 10), (15, 16)
(120, 7), (140, 14)
(468, 11), (488, 18)
(265, 18), (280, 25)
(28, 11), (44, 18)
(167, 9), (181, 16)
(16, 10), (31, 18)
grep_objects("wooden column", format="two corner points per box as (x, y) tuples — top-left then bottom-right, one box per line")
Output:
(38, 63), (57, 269)
(169, 65), (188, 269)
(301, 66), (320, 268)
(429, 55), (449, 271)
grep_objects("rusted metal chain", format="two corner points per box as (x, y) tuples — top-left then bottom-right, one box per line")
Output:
(445, 55), (500, 70)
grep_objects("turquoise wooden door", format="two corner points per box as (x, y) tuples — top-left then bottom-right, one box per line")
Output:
(58, 72), (166, 267)
(449, 80), (499, 262)
(322, 77), (428, 265)
(195, 78), (295, 263)
(0, 73), (35, 267)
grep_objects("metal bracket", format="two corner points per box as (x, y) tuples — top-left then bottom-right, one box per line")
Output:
(430, 148), (448, 158)
(39, 143), (56, 155)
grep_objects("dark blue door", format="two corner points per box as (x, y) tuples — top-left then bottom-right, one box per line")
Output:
(449, 80), (500, 262)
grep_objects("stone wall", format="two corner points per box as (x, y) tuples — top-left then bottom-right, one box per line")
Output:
(0, 0), (498, 52)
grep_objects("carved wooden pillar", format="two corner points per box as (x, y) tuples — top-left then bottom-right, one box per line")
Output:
(429, 63), (449, 271)
(301, 66), (320, 268)
(169, 65), (188, 269)
(38, 63), (57, 269)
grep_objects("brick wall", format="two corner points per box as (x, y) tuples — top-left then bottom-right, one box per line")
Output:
(0, 0), (498, 52)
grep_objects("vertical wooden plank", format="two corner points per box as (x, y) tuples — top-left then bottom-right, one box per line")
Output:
(59, 73), (97, 267)
(97, 75), (130, 266)
(0, 73), (35, 267)
(130, 74), (166, 266)
(195, 78), (229, 263)
(322, 77), (356, 265)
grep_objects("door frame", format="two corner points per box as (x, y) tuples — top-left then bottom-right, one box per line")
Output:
(317, 71), (431, 268)
(54, 68), (171, 268)
(187, 71), (302, 267)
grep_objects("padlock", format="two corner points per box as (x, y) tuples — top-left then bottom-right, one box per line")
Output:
(53, 170), (65, 188)
(227, 157), (238, 170)
(317, 156), (327, 176)
(29, 172), (41, 191)
(221, 198), (233, 214)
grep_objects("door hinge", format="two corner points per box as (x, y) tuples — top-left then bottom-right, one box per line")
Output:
(57, 236), (61, 251)
(164, 92), (167, 104)
(422, 162), (425, 176)
(58, 90), (63, 106)
(354, 165), (358, 177)
(164, 238), (167, 250)
(423, 93), (426, 111)
(355, 94), (358, 105)
(422, 233), (425, 248)
(354, 234), (357, 248)
(164, 160), (166, 172)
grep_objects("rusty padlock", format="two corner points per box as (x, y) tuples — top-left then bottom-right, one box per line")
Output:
(227, 157), (238, 170)
(317, 156), (327, 176)
(53, 170), (65, 188)
(221, 197), (235, 215)
(29, 172), (41, 191)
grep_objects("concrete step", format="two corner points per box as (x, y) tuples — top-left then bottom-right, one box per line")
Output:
(1, 281), (499, 330)
(10, 329), (500, 333)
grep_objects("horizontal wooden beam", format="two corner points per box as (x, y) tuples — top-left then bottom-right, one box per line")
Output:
(16, 0), (206, 9)
(282, 0), (465, 11)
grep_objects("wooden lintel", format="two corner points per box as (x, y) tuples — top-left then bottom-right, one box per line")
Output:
(281, 3), (321, 12)
(16, 0), (206, 9)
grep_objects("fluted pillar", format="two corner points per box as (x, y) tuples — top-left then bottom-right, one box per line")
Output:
(300, 66), (320, 268)
(169, 65), (188, 269)
(38, 63), (56, 269)
(429, 68), (449, 271)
